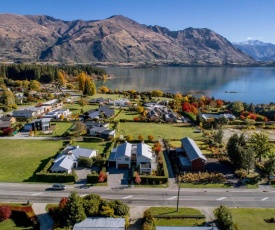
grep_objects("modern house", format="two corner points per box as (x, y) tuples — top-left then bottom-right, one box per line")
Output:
(73, 217), (125, 230)
(176, 137), (207, 171)
(85, 121), (109, 130)
(23, 118), (52, 131)
(42, 109), (71, 119)
(13, 107), (44, 118)
(109, 99), (131, 107)
(85, 106), (115, 119)
(201, 113), (235, 121)
(89, 126), (116, 139)
(50, 145), (97, 173)
(146, 104), (179, 123)
(109, 142), (157, 174)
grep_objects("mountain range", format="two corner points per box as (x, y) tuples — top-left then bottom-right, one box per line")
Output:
(233, 40), (275, 61)
(0, 14), (255, 65)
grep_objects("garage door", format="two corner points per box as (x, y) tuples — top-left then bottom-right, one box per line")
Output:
(117, 164), (129, 169)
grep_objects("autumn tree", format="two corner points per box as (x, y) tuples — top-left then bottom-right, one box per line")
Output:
(98, 86), (109, 93)
(216, 99), (223, 108)
(138, 135), (144, 142)
(82, 194), (102, 216)
(1, 88), (16, 109)
(29, 80), (41, 91)
(148, 135), (154, 142)
(135, 174), (142, 185)
(249, 131), (273, 162)
(0, 205), (11, 221)
(77, 72), (86, 92)
(151, 90), (163, 97)
(98, 171), (107, 183)
(136, 106), (144, 113)
(83, 77), (96, 96)
(72, 121), (86, 137)
(126, 134), (133, 142)
(56, 70), (67, 86)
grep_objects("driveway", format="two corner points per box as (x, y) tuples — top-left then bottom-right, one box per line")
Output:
(74, 167), (91, 184)
(108, 166), (130, 189)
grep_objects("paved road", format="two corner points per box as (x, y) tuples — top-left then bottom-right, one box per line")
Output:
(0, 182), (275, 208)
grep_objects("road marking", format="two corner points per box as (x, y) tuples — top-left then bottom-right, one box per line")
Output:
(168, 196), (177, 200)
(122, 195), (133, 199)
(261, 197), (269, 201)
(217, 197), (227, 201)
(31, 192), (43, 196)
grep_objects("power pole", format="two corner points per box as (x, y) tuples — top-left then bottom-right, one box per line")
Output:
(176, 177), (180, 212)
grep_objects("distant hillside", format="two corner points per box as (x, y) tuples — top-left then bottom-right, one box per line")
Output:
(0, 14), (254, 65)
(233, 40), (275, 61)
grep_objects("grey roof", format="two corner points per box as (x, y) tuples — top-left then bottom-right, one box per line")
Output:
(0, 121), (11, 128)
(181, 137), (207, 161)
(101, 129), (115, 135)
(63, 146), (96, 158)
(73, 217), (125, 230)
(115, 142), (132, 158)
(179, 156), (192, 167)
(137, 142), (153, 159)
(31, 118), (52, 123)
(85, 121), (109, 127)
(0, 116), (14, 121)
(88, 111), (100, 119)
(97, 105), (115, 118)
(156, 226), (218, 230)
(51, 154), (76, 172)
(90, 126), (107, 133)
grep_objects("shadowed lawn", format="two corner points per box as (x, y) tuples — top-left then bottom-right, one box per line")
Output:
(71, 141), (112, 155)
(119, 123), (203, 140)
(180, 183), (233, 188)
(0, 140), (64, 182)
(147, 207), (205, 226)
(231, 208), (275, 230)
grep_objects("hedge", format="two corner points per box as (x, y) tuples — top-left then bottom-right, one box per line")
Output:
(139, 175), (168, 184)
(36, 157), (77, 183)
(87, 173), (108, 184)
(83, 136), (105, 142)
(36, 171), (77, 183)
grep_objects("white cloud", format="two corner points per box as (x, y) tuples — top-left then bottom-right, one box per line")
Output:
(246, 37), (253, 40)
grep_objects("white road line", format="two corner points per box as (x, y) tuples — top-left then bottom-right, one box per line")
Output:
(31, 192), (43, 196)
(168, 196), (177, 200)
(217, 197), (227, 201)
(122, 195), (133, 199)
(261, 197), (269, 201)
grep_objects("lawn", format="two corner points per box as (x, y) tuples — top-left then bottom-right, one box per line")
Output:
(114, 110), (140, 121)
(147, 207), (205, 227)
(71, 141), (112, 155)
(38, 122), (73, 136)
(169, 140), (212, 154)
(0, 140), (64, 182)
(0, 218), (33, 230)
(63, 103), (99, 114)
(87, 93), (122, 100)
(231, 208), (275, 230)
(118, 123), (203, 140)
(180, 183), (233, 189)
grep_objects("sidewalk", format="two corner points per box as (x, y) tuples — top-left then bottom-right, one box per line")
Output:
(32, 203), (54, 230)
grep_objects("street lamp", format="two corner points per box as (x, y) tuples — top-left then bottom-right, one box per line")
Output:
(176, 175), (180, 212)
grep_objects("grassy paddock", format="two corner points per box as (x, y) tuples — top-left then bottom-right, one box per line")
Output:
(119, 123), (203, 140)
(71, 141), (112, 155)
(0, 140), (64, 182)
(231, 208), (275, 230)
(147, 207), (205, 226)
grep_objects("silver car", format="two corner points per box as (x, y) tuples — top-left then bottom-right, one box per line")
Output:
(52, 184), (66, 190)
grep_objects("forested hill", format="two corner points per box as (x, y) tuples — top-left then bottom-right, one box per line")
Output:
(0, 64), (106, 83)
(0, 14), (254, 65)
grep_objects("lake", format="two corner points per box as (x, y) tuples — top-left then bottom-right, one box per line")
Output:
(96, 67), (275, 104)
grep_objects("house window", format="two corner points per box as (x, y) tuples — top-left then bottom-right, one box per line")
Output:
(125, 158), (129, 161)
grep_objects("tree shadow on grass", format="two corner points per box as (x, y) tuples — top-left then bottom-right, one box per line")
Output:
(11, 211), (33, 229)
(23, 156), (54, 182)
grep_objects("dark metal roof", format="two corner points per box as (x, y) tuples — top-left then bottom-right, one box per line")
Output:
(180, 137), (206, 161)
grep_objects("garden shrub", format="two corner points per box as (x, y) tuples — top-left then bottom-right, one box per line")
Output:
(0, 205), (11, 221)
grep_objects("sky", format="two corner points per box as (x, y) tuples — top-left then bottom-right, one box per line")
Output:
(0, 0), (274, 44)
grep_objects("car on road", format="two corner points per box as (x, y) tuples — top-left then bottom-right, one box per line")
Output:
(52, 184), (66, 190)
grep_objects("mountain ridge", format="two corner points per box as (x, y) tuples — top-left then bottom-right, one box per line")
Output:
(0, 14), (255, 65)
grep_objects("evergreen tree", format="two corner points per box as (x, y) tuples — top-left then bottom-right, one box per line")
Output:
(82, 194), (102, 216)
(99, 200), (114, 217)
(62, 192), (86, 227)
(214, 205), (235, 230)
(109, 200), (130, 217)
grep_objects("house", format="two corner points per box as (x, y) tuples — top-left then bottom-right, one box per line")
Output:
(0, 116), (16, 124)
(85, 106), (115, 119)
(176, 137), (207, 171)
(85, 121), (109, 130)
(73, 217), (125, 230)
(109, 99), (131, 107)
(43, 109), (71, 119)
(109, 142), (157, 174)
(12, 106), (44, 118)
(23, 118), (52, 131)
(146, 104), (179, 123)
(50, 145), (97, 173)
(89, 97), (112, 105)
(42, 99), (63, 110)
(201, 113), (235, 121)
(89, 126), (116, 139)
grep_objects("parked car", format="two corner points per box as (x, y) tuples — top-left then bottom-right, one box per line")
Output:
(52, 184), (66, 190)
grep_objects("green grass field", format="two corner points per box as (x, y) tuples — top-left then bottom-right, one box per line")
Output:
(231, 208), (275, 230)
(0, 218), (33, 230)
(119, 122), (203, 140)
(71, 141), (112, 155)
(114, 110), (140, 121)
(180, 183), (233, 188)
(38, 122), (73, 136)
(63, 103), (99, 114)
(147, 207), (205, 226)
(0, 140), (64, 182)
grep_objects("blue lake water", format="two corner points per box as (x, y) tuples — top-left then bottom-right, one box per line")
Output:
(96, 67), (275, 104)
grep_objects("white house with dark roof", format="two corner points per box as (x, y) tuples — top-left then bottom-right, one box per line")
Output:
(50, 146), (97, 173)
(176, 137), (207, 171)
(109, 142), (157, 174)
